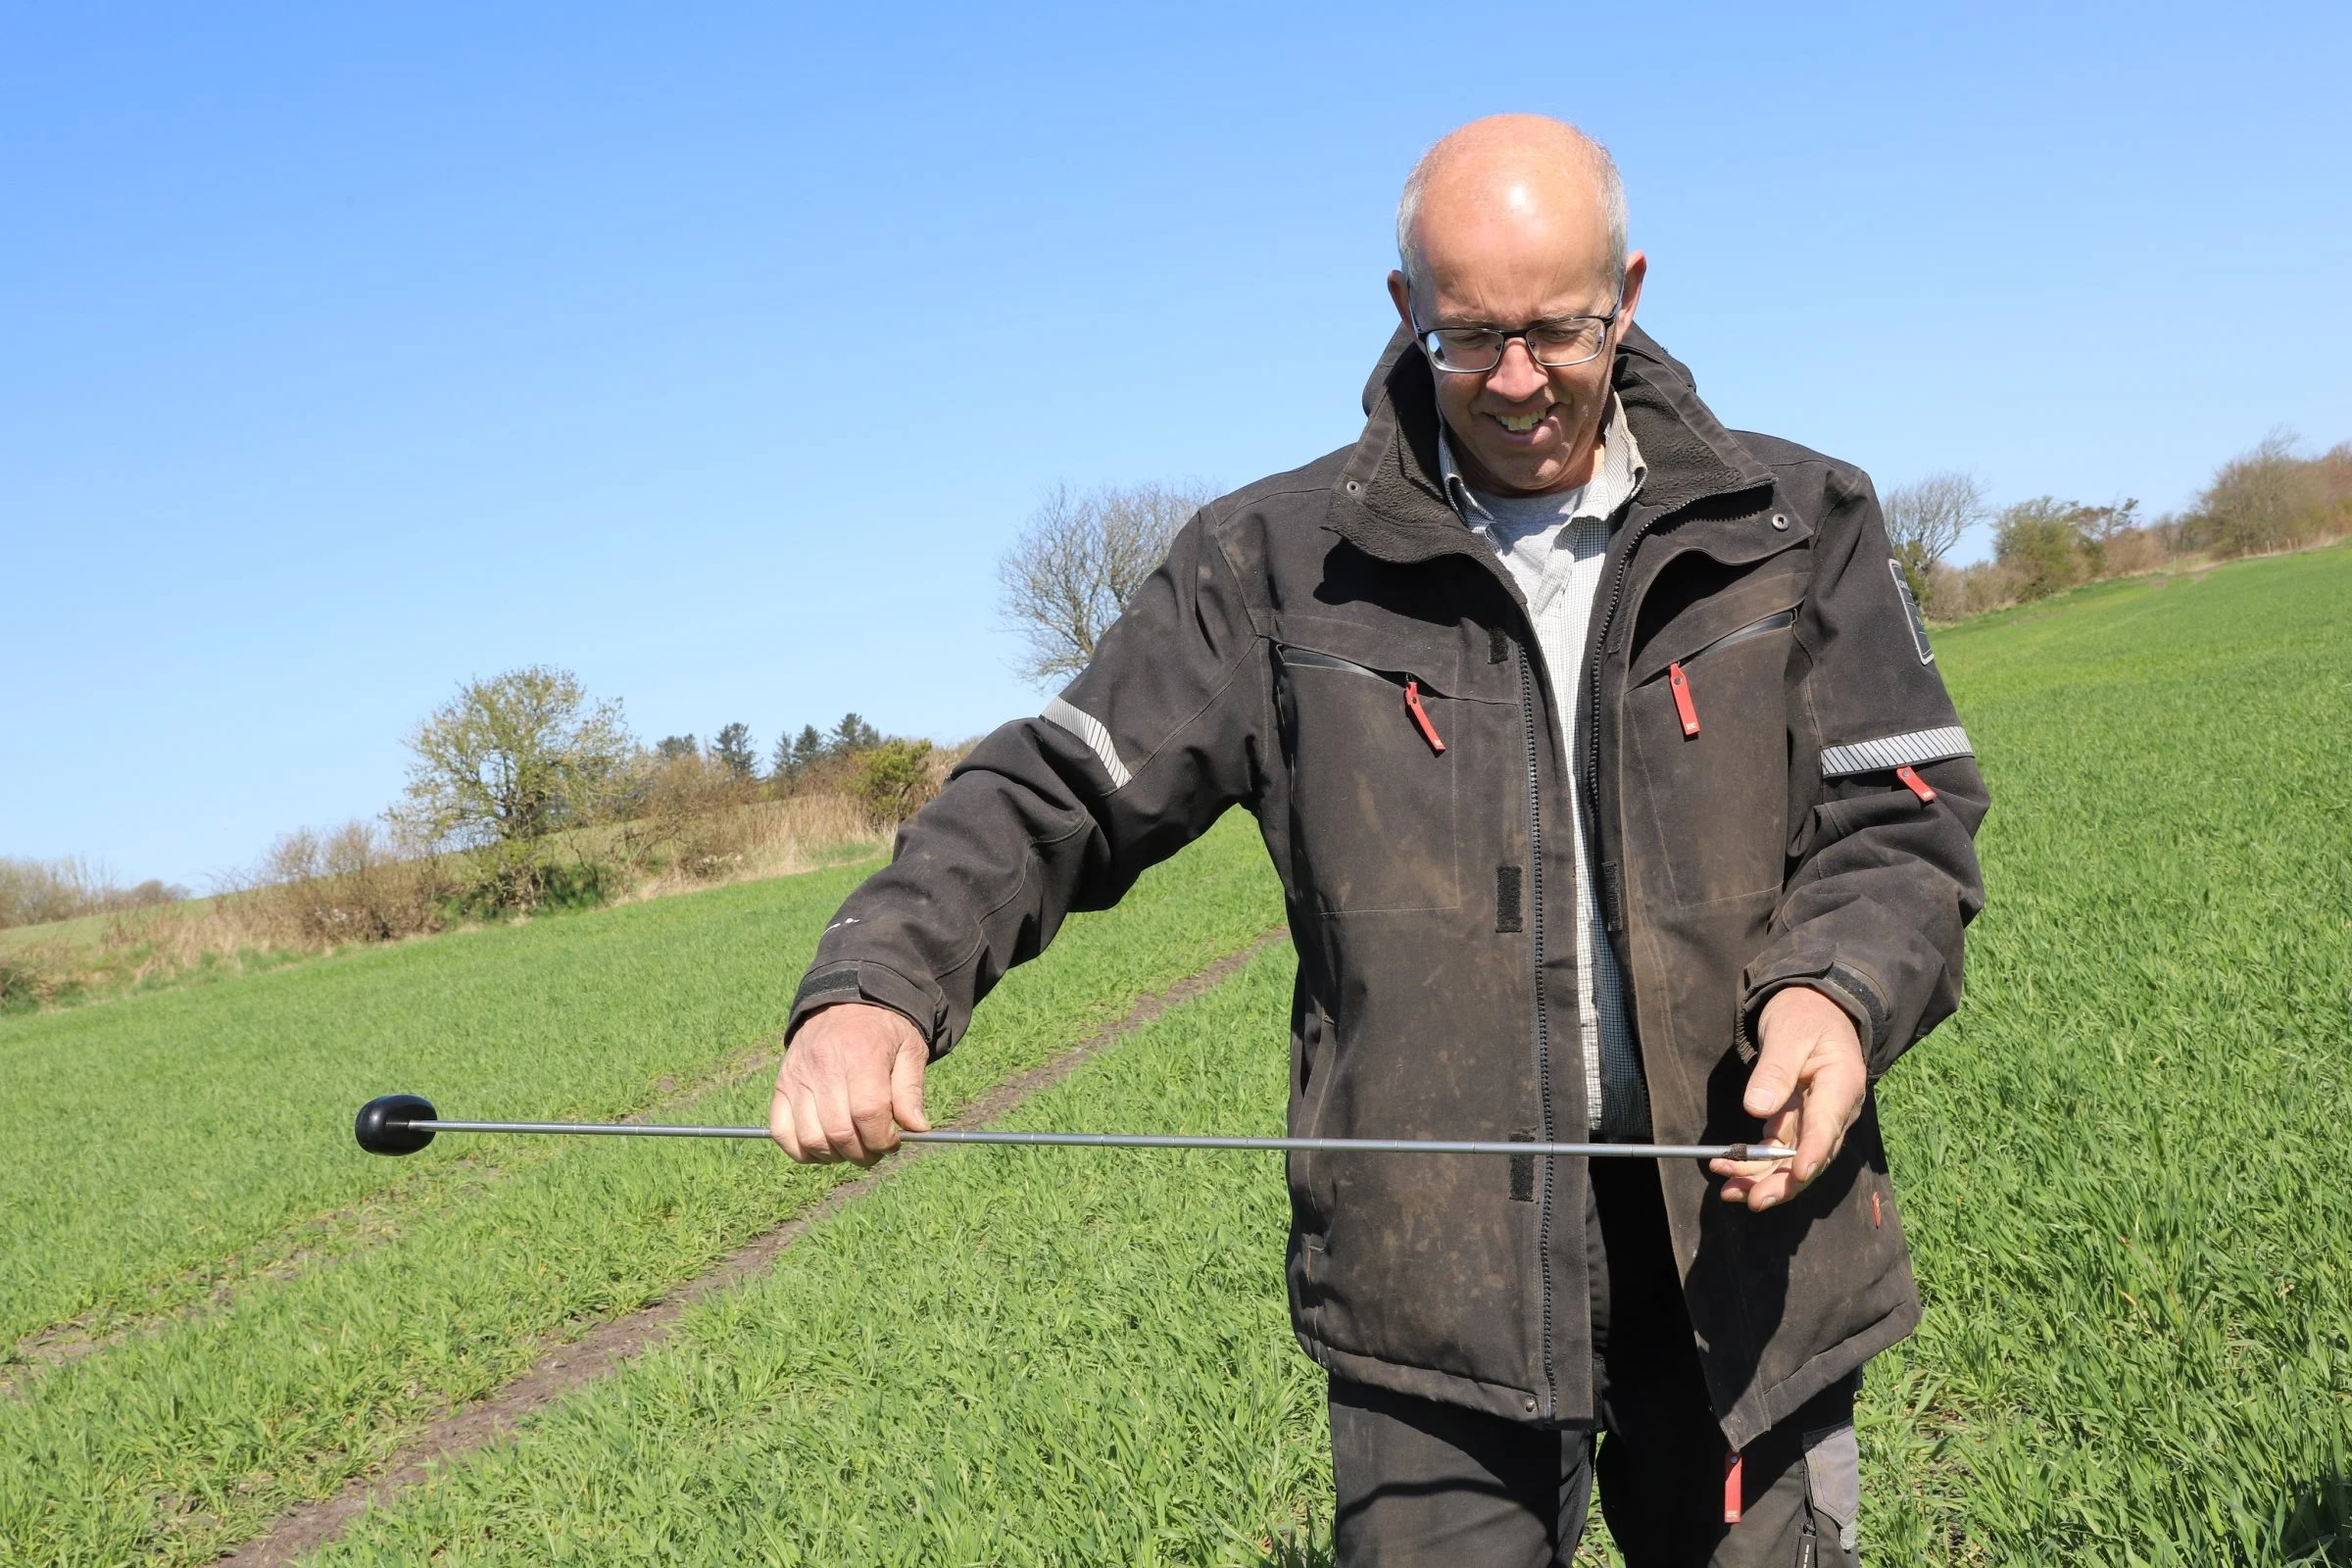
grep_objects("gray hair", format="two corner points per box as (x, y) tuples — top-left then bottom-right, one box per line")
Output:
(1395, 129), (1629, 298)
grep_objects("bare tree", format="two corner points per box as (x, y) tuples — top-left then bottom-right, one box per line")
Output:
(2189, 428), (2339, 558)
(999, 480), (1216, 687)
(1883, 472), (1987, 603)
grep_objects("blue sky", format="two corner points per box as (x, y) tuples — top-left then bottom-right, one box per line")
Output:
(7, 3), (2347, 888)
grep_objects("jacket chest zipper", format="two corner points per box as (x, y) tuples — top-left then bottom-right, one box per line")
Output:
(1694, 607), (1794, 658)
(1275, 645), (1447, 753)
(1518, 645), (1557, 1420)
(1662, 611), (1793, 738)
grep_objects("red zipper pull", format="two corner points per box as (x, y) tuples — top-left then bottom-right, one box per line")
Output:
(1668, 661), (1701, 737)
(1403, 679), (1446, 754)
(1723, 1447), (1743, 1523)
(1895, 764), (1936, 804)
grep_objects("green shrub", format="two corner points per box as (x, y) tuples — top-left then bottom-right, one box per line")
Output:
(851, 738), (938, 824)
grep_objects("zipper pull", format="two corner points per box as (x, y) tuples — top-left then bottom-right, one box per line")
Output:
(1724, 1447), (1743, 1523)
(1895, 764), (1936, 804)
(1404, 679), (1446, 754)
(1668, 661), (1701, 737)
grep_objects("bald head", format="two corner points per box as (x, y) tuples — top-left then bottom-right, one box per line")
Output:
(1385, 115), (1644, 497)
(1396, 115), (1627, 304)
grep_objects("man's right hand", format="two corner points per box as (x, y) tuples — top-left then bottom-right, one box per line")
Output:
(768, 1002), (931, 1166)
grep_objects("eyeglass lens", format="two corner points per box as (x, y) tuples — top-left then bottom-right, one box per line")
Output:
(1424, 320), (1608, 372)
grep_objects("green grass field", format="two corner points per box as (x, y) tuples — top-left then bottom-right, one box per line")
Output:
(316, 946), (1324, 1568)
(5, 547), (2348, 1566)
(0, 814), (1281, 1566)
(1861, 546), (2352, 1561)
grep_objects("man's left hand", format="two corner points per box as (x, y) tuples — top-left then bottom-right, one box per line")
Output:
(1710, 985), (1868, 1211)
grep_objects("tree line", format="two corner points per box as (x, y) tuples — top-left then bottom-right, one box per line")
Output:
(390, 669), (942, 912)
(1886, 430), (2351, 619)
(0, 858), (188, 932)
(653, 713), (885, 781)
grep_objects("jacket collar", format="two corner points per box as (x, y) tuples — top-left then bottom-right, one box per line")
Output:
(1437, 393), (1646, 528)
(1333, 322), (1774, 566)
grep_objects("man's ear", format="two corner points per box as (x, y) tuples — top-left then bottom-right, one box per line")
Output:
(1387, 270), (1414, 329)
(1615, 252), (1648, 334)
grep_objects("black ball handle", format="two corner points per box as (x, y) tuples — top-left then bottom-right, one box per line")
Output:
(355, 1093), (438, 1155)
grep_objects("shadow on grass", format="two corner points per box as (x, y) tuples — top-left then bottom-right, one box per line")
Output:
(1256, 1533), (1334, 1568)
(2284, 1473), (2352, 1565)
(1254, 1502), (1332, 1568)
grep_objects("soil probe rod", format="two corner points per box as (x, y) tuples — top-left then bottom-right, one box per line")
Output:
(354, 1096), (1793, 1162)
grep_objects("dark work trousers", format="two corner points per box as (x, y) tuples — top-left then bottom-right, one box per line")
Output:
(1329, 1160), (1864, 1567)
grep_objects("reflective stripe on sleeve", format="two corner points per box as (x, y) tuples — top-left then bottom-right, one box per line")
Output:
(1042, 697), (1133, 789)
(1819, 724), (1973, 778)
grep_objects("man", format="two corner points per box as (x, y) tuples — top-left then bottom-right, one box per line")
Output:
(771, 115), (1986, 1565)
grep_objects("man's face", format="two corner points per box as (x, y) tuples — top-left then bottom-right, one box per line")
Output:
(1388, 214), (1645, 498)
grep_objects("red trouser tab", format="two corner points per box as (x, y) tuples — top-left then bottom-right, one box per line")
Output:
(1723, 1448), (1743, 1522)
(1404, 679), (1446, 754)
(1895, 763), (1936, 803)
(1668, 661), (1701, 736)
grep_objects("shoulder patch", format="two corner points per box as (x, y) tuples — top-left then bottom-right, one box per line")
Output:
(1888, 559), (1935, 664)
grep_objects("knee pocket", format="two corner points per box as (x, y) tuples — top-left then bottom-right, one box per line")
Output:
(1800, 1421), (1860, 1561)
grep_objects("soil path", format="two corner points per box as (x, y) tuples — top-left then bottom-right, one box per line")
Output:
(8, 1025), (806, 1397)
(216, 930), (1286, 1566)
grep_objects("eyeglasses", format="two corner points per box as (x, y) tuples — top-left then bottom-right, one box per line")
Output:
(1412, 299), (1622, 374)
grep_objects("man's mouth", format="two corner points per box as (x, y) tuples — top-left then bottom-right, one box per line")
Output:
(1491, 408), (1550, 436)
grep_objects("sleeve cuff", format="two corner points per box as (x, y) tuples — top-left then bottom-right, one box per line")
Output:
(1740, 960), (1892, 1071)
(786, 959), (948, 1057)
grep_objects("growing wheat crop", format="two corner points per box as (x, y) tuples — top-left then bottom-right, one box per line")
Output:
(0, 814), (1280, 1566)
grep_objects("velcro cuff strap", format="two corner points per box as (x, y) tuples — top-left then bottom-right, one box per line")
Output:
(787, 960), (944, 1056)
(1819, 725), (1972, 778)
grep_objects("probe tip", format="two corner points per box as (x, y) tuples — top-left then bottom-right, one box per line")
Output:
(355, 1094), (437, 1156)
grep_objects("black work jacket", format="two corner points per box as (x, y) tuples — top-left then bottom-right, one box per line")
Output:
(790, 324), (1989, 1447)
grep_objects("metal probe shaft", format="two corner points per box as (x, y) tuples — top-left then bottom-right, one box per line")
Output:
(392, 1119), (1793, 1161)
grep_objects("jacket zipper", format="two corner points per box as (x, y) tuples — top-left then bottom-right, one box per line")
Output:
(1518, 645), (1556, 1419)
(1687, 607), (1793, 662)
(1663, 611), (1792, 738)
(1275, 645), (1391, 679)
(1276, 644), (1447, 753)
(1586, 518), (1665, 889)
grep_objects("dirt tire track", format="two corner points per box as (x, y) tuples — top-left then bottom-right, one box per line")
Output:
(216, 929), (1287, 1566)
(7, 1022), (806, 1397)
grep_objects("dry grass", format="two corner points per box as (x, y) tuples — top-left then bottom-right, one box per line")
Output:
(0, 772), (926, 1013)
(0, 856), (185, 930)
(614, 791), (884, 903)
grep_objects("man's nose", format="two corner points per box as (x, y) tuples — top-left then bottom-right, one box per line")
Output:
(1484, 338), (1548, 404)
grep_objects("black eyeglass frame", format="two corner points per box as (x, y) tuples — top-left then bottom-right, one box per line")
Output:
(1409, 295), (1625, 374)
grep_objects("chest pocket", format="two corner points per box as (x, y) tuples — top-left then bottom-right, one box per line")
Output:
(1626, 579), (1802, 908)
(1275, 638), (1462, 914)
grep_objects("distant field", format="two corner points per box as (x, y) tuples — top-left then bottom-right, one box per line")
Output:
(5, 546), (2347, 1566)
(0, 814), (1282, 1566)
(0, 806), (884, 1005)
(0, 901), (165, 956)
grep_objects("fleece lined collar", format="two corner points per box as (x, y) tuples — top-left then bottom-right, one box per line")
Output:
(1436, 393), (1646, 531)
